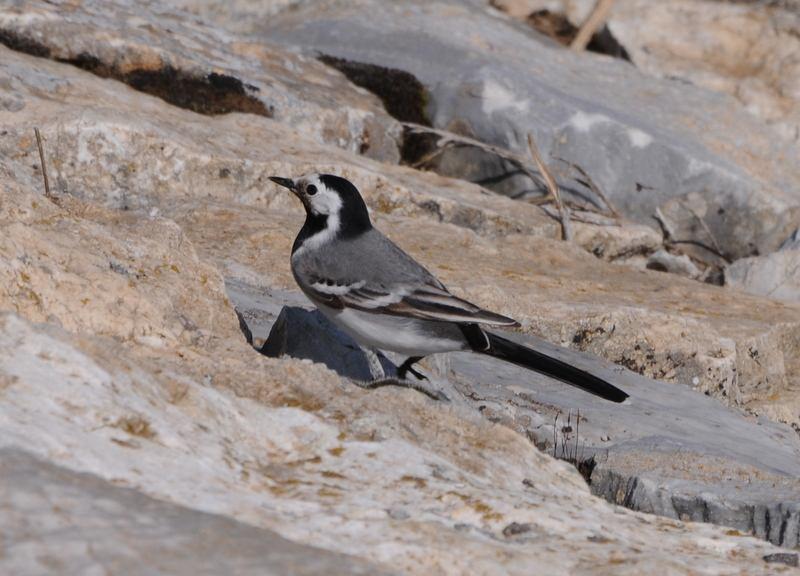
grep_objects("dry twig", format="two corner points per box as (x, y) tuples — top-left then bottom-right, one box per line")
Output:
(681, 200), (728, 262)
(654, 205), (730, 264)
(404, 123), (529, 167)
(554, 157), (619, 217)
(527, 133), (572, 241)
(570, 0), (616, 52)
(403, 122), (582, 241)
(34, 127), (54, 202)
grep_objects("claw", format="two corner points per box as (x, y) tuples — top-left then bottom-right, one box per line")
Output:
(350, 377), (449, 402)
(397, 355), (427, 381)
(407, 366), (428, 381)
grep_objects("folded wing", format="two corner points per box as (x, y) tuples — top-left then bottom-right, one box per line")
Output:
(307, 277), (519, 327)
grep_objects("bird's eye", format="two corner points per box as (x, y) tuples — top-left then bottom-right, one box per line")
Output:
(306, 184), (317, 195)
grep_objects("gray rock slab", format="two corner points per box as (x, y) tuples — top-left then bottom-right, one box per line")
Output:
(259, 0), (800, 262)
(450, 335), (800, 548)
(0, 448), (390, 576)
(233, 282), (800, 548)
(725, 250), (800, 303)
(262, 305), (397, 382)
(225, 278), (310, 347)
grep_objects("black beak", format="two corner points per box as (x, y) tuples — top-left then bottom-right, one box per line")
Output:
(269, 176), (296, 191)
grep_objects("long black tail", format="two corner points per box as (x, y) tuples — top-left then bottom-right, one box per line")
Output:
(481, 331), (628, 403)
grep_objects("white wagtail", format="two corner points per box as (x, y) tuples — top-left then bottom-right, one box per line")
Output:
(270, 173), (628, 403)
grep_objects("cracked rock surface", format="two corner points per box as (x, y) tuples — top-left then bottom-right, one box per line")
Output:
(245, 298), (800, 549)
(0, 448), (388, 576)
(1, 0), (800, 573)
(252, 0), (800, 265)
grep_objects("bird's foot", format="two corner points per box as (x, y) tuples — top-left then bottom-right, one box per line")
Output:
(396, 356), (428, 381)
(352, 377), (449, 402)
(399, 365), (428, 381)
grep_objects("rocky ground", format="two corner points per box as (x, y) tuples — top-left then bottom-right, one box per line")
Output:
(1, 0), (799, 574)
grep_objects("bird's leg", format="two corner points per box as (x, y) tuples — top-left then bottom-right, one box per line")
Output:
(397, 356), (427, 381)
(353, 348), (448, 401)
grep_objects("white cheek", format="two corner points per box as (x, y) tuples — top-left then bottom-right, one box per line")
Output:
(311, 191), (342, 216)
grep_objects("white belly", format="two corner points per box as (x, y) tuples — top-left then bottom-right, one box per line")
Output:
(318, 304), (466, 356)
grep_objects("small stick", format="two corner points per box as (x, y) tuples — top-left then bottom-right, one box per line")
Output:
(34, 127), (52, 200)
(528, 133), (572, 241)
(570, 0), (616, 52)
(653, 207), (675, 241)
(554, 156), (620, 217)
(404, 123), (529, 167)
(552, 413), (559, 458)
(403, 122), (575, 239)
(681, 200), (727, 262)
(543, 205), (618, 226)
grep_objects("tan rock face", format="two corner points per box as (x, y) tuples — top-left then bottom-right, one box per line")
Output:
(607, 0), (800, 143)
(0, 180), (787, 572)
(0, 0), (799, 572)
(2, 29), (799, 421)
(492, 0), (800, 142)
(0, 0), (402, 161)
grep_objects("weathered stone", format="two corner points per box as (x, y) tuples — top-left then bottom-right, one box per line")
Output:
(249, 297), (800, 548)
(0, 301), (794, 574)
(261, 305), (396, 382)
(1, 0), (800, 569)
(4, 30), (799, 425)
(645, 249), (702, 280)
(254, 0), (800, 264)
(726, 250), (800, 303)
(780, 228), (800, 251)
(0, 449), (388, 576)
(764, 553), (800, 568)
(492, 0), (800, 141)
(0, 0), (402, 162)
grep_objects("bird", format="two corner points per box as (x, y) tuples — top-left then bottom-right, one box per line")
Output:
(270, 173), (628, 403)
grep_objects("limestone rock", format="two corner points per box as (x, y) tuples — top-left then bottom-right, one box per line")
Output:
(645, 249), (702, 280)
(0, 308), (791, 574)
(726, 250), (800, 303)
(492, 0), (800, 142)
(0, 0), (402, 161)
(1, 0), (800, 570)
(254, 0), (800, 263)
(250, 299), (800, 548)
(2, 32), (793, 423)
(0, 449), (387, 576)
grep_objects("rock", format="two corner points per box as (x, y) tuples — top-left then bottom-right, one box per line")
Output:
(2, 26), (792, 424)
(727, 226), (800, 303)
(0, 0), (402, 162)
(780, 228), (800, 251)
(763, 553), (800, 568)
(0, 448), (387, 576)
(645, 249), (702, 280)
(0, 309), (792, 574)
(0, 0), (664, 266)
(502, 522), (534, 538)
(251, 299), (800, 548)
(726, 250), (800, 303)
(492, 0), (800, 142)
(254, 0), (800, 263)
(1, 0), (800, 569)
(261, 305), (397, 382)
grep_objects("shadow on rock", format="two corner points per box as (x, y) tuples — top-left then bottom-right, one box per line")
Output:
(258, 306), (397, 382)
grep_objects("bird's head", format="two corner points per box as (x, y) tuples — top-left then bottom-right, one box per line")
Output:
(269, 173), (372, 239)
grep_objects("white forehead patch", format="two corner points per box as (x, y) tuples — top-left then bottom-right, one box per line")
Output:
(300, 174), (342, 217)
